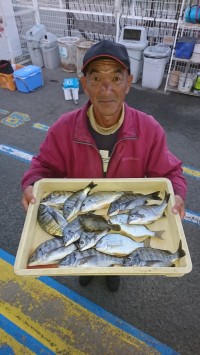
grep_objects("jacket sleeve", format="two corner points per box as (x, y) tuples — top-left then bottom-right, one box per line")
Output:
(145, 123), (187, 200)
(21, 122), (67, 191)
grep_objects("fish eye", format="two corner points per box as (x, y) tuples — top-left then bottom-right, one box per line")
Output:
(80, 240), (84, 245)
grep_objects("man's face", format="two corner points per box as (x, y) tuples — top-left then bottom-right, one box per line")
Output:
(80, 59), (133, 127)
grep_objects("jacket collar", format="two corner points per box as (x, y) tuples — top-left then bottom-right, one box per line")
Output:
(73, 100), (138, 143)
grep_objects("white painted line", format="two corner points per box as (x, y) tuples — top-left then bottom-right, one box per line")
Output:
(184, 210), (200, 225)
(0, 144), (33, 162)
(0, 109), (9, 115)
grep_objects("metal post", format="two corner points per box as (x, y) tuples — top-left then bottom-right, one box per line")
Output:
(115, 0), (122, 42)
(32, 0), (41, 24)
(164, 0), (186, 92)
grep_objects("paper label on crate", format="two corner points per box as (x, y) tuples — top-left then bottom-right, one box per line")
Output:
(99, 150), (110, 173)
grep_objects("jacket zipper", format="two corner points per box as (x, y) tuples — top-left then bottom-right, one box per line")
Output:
(75, 136), (138, 178)
(74, 140), (105, 177)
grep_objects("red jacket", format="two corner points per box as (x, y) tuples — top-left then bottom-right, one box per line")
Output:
(22, 101), (187, 199)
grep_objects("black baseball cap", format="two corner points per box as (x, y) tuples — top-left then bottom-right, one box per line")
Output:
(81, 40), (131, 74)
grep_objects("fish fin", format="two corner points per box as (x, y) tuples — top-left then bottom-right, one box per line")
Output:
(154, 230), (165, 240)
(143, 238), (151, 247)
(177, 240), (186, 259)
(151, 191), (162, 200)
(143, 260), (161, 266)
(110, 223), (121, 231)
(164, 191), (171, 203)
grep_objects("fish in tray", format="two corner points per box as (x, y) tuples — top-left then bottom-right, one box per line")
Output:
(80, 191), (124, 213)
(109, 214), (129, 224)
(28, 237), (77, 266)
(63, 181), (97, 221)
(108, 191), (162, 216)
(123, 241), (186, 267)
(37, 204), (66, 237)
(58, 249), (124, 267)
(78, 213), (121, 232)
(62, 217), (83, 246)
(78, 229), (110, 251)
(41, 191), (73, 209)
(95, 233), (148, 257)
(128, 192), (170, 225)
(109, 220), (164, 240)
(49, 206), (68, 230)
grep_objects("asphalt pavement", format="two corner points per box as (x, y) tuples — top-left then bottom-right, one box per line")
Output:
(0, 66), (200, 355)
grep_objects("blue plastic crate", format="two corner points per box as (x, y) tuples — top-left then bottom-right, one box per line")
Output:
(13, 65), (44, 93)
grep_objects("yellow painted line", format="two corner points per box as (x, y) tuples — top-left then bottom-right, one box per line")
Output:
(183, 166), (200, 179)
(1, 257), (161, 355)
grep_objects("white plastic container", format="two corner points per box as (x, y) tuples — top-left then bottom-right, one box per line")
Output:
(24, 24), (46, 67)
(118, 26), (148, 83)
(142, 44), (171, 90)
(178, 73), (195, 93)
(14, 178), (192, 277)
(40, 33), (61, 69)
(118, 41), (148, 83)
(58, 36), (80, 72)
(142, 57), (167, 89)
(77, 41), (96, 77)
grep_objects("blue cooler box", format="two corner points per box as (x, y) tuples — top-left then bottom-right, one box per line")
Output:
(13, 65), (44, 93)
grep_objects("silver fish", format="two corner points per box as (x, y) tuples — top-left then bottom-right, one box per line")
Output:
(78, 229), (109, 251)
(63, 181), (97, 220)
(95, 233), (145, 257)
(78, 213), (121, 232)
(50, 207), (68, 230)
(28, 237), (64, 265)
(128, 192), (170, 225)
(28, 242), (77, 266)
(58, 249), (124, 267)
(108, 191), (162, 216)
(112, 223), (164, 240)
(41, 191), (72, 209)
(63, 217), (83, 246)
(80, 191), (124, 213)
(37, 204), (63, 237)
(110, 214), (129, 224)
(123, 241), (185, 267)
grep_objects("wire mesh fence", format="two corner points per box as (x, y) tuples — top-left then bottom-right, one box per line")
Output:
(2, 0), (199, 94)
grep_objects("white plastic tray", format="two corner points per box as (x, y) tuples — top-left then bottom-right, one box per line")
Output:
(14, 178), (192, 277)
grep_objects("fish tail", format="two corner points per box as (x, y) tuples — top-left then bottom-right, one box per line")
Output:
(87, 181), (98, 191)
(151, 191), (162, 200)
(154, 230), (165, 240)
(109, 223), (121, 231)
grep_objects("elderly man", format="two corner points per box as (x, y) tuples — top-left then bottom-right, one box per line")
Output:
(21, 40), (186, 292)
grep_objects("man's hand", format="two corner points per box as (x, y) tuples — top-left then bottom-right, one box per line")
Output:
(172, 195), (185, 220)
(21, 185), (36, 212)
